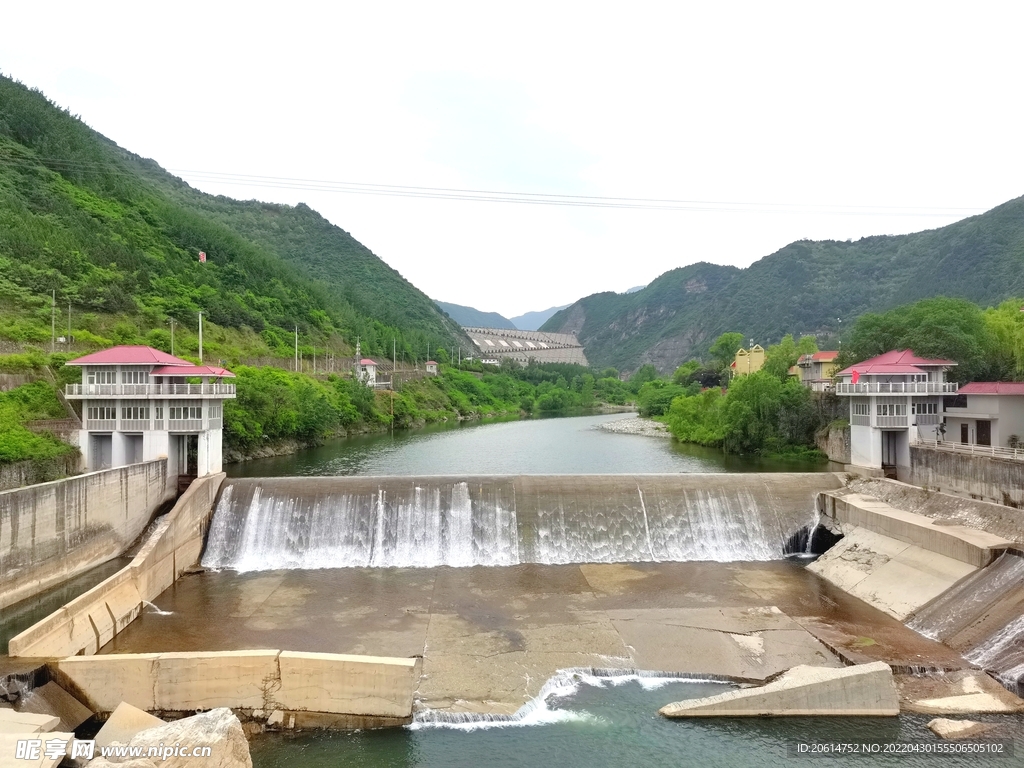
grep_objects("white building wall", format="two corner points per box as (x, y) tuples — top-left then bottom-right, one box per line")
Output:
(850, 424), (882, 468)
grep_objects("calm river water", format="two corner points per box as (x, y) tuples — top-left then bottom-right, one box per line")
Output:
(227, 412), (834, 477)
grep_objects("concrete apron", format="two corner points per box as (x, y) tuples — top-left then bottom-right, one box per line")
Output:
(88, 559), (986, 720)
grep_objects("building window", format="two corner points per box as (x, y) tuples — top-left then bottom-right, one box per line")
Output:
(911, 374), (927, 382)
(208, 404), (222, 419)
(877, 403), (906, 417)
(169, 405), (202, 420)
(120, 405), (150, 420)
(87, 368), (117, 385)
(912, 403), (938, 415)
(87, 405), (116, 420)
(852, 403), (869, 416)
(155, 406), (164, 421)
(122, 369), (150, 384)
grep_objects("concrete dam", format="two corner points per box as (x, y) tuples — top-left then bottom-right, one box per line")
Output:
(201, 473), (844, 571)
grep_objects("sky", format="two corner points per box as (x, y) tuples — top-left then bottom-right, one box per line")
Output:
(2, 2), (1023, 318)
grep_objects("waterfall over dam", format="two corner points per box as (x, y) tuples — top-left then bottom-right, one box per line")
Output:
(201, 473), (842, 571)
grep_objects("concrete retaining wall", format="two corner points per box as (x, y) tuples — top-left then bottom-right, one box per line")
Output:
(0, 455), (80, 493)
(905, 446), (1024, 508)
(0, 460), (174, 611)
(8, 473), (224, 658)
(52, 650), (419, 721)
(811, 491), (1013, 621)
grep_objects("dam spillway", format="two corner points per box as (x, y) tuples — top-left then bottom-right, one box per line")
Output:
(201, 473), (843, 571)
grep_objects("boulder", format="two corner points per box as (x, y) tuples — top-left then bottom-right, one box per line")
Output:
(928, 718), (996, 740)
(660, 661), (899, 717)
(95, 702), (166, 748)
(90, 708), (251, 768)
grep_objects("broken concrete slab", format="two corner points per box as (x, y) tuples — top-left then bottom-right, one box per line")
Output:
(0, 708), (59, 733)
(928, 718), (997, 739)
(95, 701), (166, 748)
(659, 661), (899, 717)
(0, 731), (74, 767)
(16, 682), (93, 732)
(897, 670), (1024, 714)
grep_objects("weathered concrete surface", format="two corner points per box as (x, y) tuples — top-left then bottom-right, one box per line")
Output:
(15, 681), (92, 732)
(928, 718), (997, 739)
(53, 649), (417, 719)
(0, 460), (173, 611)
(0, 708), (59, 733)
(818, 491), (1012, 568)
(98, 561), (968, 715)
(844, 477), (1024, 545)
(816, 422), (851, 464)
(807, 528), (977, 621)
(897, 670), (1024, 714)
(95, 701), (166, 748)
(278, 651), (419, 719)
(0, 731), (73, 767)
(659, 661), (899, 717)
(0, 455), (79, 493)
(906, 445), (1024, 508)
(9, 473), (224, 658)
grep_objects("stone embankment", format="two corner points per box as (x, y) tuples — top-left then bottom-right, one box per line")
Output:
(599, 416), (671, 437)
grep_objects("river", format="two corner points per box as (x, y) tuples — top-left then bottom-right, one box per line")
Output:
(226, 412), (834, 477)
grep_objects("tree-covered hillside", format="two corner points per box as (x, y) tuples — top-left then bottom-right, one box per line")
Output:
(542, 197), (1024, 372)
(435, 300), (517, 330)
(0, 74), (465, 362)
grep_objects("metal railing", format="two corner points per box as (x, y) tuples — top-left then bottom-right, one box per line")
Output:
(66, 383), (235, 397)
(914, 438), (1024, 461)
(835, 381), (958, 395)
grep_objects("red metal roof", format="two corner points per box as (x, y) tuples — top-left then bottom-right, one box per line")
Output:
(150, 365), (235, 378)
(426, 361), (438, 365)
(958, 382), (1024, 395)
(67, 346), (193, 366)
(837, 349), (955, 376)
(360, 359), (377, 365)
(812, 351), (839, 361)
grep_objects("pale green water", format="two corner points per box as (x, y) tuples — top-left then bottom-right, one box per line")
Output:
(250, 678), (1020, 768)
(227, 412), (833, 477)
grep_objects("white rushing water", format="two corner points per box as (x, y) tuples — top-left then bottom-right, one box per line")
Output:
(202, 478), (796, 571)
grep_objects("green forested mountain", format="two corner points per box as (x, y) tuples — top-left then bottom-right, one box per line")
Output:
(542, 196), (1024, 372)
(0, 75), (464, 361)
(434, 300), (517, 330)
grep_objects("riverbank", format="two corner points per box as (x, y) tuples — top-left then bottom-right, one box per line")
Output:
(599, 415), (670, 437)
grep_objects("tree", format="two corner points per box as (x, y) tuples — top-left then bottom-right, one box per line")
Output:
(708, 332), (744, 372)
(763, 334), (818, 381)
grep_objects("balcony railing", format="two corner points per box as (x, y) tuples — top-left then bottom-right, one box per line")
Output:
(914, 438), (1024, 462)
(66, 383), (235, 398)
(835, 381), (958, 395)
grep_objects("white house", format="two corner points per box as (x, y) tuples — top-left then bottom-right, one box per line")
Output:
(942, 382), (1024, 448)
(835, 350), (958, 477)
(356, 358), (377, 386)
(425, 361), (438, 375)
(64, 345), (235, 478)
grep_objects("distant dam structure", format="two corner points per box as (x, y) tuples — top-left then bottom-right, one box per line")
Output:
(201, 474), (843, 571)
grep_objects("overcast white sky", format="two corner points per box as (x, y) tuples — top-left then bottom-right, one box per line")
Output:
(3, 2), (1022, 317)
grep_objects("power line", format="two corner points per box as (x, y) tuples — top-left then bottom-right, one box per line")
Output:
(0, 154), (988, 218)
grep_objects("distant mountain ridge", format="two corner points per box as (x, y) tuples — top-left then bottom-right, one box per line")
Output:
(541, 195), (1024, 372)
(435, 301), (517, 330)
(511, 304), (571, 331)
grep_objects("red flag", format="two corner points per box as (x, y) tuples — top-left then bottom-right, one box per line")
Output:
(851, 369), (860, 384)
(199, 251), (207, 263)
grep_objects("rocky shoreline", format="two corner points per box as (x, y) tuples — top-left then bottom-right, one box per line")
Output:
(599, 416), (671, 437)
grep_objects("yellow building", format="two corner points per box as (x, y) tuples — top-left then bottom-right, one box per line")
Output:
(731, 344), (765, 377)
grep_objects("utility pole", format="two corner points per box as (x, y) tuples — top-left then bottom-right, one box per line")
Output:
(294, 326), (298, 372)
(168, 318), (176, 356)
(313, 343), (316, 374)
(67, 302), (71, 347)
(51, 290), (56, 353)
(198, 311), (204, 364)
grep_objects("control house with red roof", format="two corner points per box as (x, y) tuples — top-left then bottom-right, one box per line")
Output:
(943, 382), (1024, 448)
(64, 346), (236, 478)
(835, 350), (958, 476)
